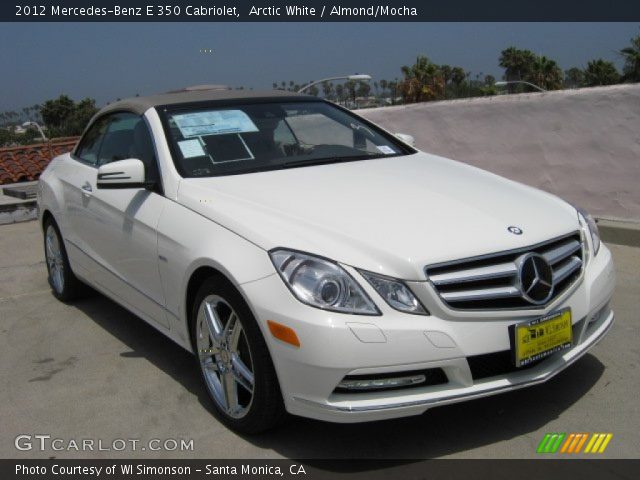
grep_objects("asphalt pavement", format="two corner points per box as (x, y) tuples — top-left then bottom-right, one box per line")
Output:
(1, 220), (638, 459)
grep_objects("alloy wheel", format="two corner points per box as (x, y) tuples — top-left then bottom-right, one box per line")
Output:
(45, 225), (65, 294)
(196, 295), (255, 419)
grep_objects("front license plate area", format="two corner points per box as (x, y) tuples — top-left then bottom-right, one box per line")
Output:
(511, 309), (573, 367)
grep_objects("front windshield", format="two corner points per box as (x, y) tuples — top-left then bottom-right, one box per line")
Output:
(162, 100), (410, 177)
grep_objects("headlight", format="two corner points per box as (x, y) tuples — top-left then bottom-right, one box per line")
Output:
(270, 249), (380, 315)
(359, 271), (429, 315)
(577, 207), (601, 256)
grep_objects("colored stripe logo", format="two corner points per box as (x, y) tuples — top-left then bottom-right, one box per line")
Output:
(537, 433), (612, 454)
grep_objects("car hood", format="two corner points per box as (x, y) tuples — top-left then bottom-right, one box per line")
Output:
(177, 152), (580, 280)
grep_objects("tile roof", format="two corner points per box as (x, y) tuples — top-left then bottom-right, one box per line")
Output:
(0, 137), (79, 185)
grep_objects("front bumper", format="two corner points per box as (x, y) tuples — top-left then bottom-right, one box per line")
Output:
(241, 244), (615, 423)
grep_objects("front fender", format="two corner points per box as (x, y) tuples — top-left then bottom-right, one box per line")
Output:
(156, 199), (274, 347)
(37, 156), (66, 230)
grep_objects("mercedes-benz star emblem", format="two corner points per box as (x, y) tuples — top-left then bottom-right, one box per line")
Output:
(508, 226), (523, 235)
(516, 253), (554, 305)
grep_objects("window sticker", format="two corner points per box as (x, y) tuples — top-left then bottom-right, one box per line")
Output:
(202, 134), (254, 163)
(376, 145), (396, 154)
(178, 139), (206, 158)
(173, 110), (259, 138)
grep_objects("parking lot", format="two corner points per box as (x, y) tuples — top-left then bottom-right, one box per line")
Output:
(1, 219), (638, 459)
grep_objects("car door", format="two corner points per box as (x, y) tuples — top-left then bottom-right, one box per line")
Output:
(56, 116), (110, 279)
(80, 112), (169, 329)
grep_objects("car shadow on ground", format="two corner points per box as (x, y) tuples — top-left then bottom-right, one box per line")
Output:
(71, 293), (605, 463)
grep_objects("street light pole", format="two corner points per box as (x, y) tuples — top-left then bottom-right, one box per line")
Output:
(495, 80), (547, 92)
(297, 74), (372, 94)
(22, 121), (47, 141)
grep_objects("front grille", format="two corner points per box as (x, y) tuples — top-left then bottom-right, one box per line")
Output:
(468, 350), (540, 380)
(469, 318), (585, 380)
(425, 233), (583, 310)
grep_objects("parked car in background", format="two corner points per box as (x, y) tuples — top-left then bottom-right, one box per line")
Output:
(38, 89), (615, 433)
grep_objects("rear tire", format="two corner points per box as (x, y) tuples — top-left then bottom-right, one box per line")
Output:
(43, 217), (85, 302)
(191, 276), (286, 434)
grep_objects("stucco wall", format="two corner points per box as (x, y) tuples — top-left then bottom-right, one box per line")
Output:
(359, 84), (640, 221)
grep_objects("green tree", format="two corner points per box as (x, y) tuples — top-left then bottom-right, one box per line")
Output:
(499, 47), (536, 92)
(500, 48), (565, 91)
(379, 79), (388, 97)
(565, 67), (585, 88)
(529, 56), (563, 90)
(620, 34), (640, 82)
(40, 95), (74, 131)
(40, 95), (98, 137)
(399, 55), (445, 103)
(335, 84), (344, 104)
(345, 80), (357, 106)
(356, 81), (371, 98)
(583, 59), (621, 86)
(321, 81), (334, 100)
(388, 79), (400, 104)
(0, 127), (12, 146)
(450, 67), (466, 87)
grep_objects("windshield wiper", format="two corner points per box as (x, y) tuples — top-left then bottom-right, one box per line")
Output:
(282, 154), (385, 169)
(206, 153), (391, 177)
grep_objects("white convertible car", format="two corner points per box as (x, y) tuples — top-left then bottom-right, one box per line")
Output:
(38, 89), (615, 433)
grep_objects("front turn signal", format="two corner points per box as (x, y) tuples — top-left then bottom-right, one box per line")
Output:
(267, 320), (301, 348)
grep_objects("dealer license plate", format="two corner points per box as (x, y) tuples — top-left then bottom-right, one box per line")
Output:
(513, 309), (573, 367)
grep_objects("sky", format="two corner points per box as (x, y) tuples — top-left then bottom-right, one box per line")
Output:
(0, 22), (638, 111)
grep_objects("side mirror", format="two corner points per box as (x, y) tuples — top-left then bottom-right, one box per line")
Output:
(395, 133), (415, 147)
(97, 158), (151, 190)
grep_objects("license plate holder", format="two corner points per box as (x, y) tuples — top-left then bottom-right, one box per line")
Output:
(511, 308), (573, 367)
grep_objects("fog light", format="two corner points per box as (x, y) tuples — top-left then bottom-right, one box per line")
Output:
(337, 374), (426, 391)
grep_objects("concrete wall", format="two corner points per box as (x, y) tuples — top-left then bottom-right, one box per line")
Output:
(358, 84), (640, 221)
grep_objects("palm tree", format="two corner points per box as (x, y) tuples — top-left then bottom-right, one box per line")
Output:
(345, 80), (357, 106)
(389, 79), (400, 104)
(321, 81), (334, 100)
(583, 59), (621, 86)
(335, 84), (344, 104)
(356, 81), (371, 98)
(400, 56), (445, 103)
(530, 56), (563, 90)
(499, 47), (536, 92)
(620, 35), (640, 82)
(379, 79), (388, 98)
(564, 67), (585, 88)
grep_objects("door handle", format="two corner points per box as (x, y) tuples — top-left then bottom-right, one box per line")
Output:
(81, 182), (93, 194)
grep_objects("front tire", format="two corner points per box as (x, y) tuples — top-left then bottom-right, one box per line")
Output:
(191, 277), (286, 434)
(43, 217), (84, 302)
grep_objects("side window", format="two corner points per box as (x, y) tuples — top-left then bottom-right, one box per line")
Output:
(97, 113), (140, 166)
(273, 120), (297, 146)
(75, 117), (109, 165)
(97, 113), (159, 183)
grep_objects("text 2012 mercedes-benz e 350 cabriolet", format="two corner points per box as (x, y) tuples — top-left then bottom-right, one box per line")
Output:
(39, 89), (615, 433)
